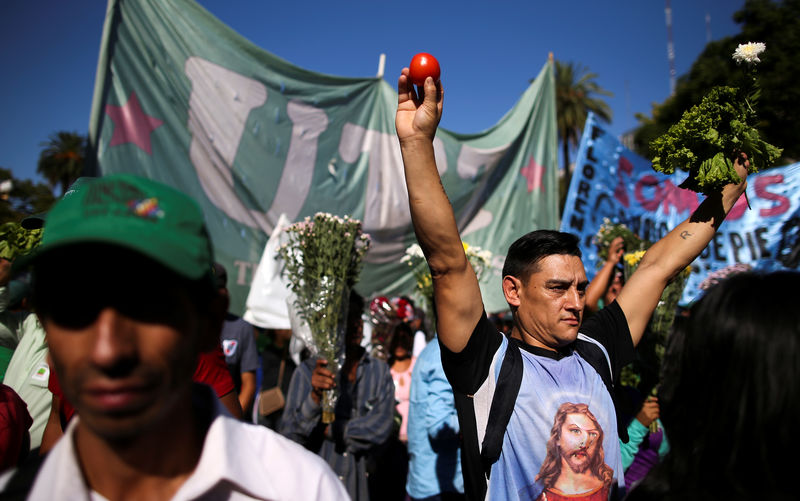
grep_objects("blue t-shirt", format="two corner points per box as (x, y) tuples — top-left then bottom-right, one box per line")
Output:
(441, 301), (634, 500)
(405, 337), (464, 498)
(494, 335), (622, 500)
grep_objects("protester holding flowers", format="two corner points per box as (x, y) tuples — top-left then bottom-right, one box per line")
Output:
(281, 291), (395, 501)
(395, 57), (748, 501)
(277, 213), (394, 500)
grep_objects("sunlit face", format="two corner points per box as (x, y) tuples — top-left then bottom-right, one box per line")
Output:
(506, 254), (588, 350)
(557, 412), (601, 474)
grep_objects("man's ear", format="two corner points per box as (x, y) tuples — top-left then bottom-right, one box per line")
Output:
(503, 275), (522, 307)
(199, 289), (228, 352)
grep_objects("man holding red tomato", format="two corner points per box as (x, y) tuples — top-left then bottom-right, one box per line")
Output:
(394, 67), (747, 501)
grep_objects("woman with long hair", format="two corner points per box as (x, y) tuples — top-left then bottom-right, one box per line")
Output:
(626, 271), (800, 500)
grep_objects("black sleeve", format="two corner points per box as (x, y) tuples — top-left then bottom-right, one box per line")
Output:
(439, 311), (503, 395)
(579, 300), (635, 377)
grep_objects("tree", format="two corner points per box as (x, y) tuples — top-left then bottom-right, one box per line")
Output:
(633, 0), (800, 164)
(37, 131), (87, 196)
(0, 168), (56, 224)
(553, 60), (613, 211)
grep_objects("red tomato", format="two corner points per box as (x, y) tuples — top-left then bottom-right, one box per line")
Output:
(408, 53), (441, 86)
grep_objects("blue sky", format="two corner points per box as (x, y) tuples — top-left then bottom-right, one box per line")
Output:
(0, 0), (744, 184)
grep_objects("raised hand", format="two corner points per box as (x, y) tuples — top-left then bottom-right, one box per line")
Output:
(607, 236), (625, 265)
(395, 68), (443, 144)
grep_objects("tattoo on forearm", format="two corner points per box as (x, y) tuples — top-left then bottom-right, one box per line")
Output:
(680, 230), (692, 239)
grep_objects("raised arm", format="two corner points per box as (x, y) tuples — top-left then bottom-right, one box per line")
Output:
(395, 69), (483, 353)
(616, 154), (748, 346)
(585, 236), (624, 313)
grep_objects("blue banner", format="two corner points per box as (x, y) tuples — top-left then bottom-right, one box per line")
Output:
(560, 113), (800, 304)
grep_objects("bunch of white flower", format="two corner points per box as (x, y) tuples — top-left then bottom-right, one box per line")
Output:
(732, 42), (766, 65)
(401, 243), (425, 262)
(402, 241), (493, 326)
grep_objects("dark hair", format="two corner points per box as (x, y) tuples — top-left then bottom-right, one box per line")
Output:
(388, 322), (414, 364)
(628, 271), (800, 501)
(502, 230), (581, 283)
(348, 290), (364, 320)
(346, 290), (365, 336)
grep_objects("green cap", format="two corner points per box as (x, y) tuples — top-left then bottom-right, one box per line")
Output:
(29, 174), (213, 281)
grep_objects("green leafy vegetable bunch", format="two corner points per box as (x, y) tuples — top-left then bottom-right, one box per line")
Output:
(650, 42), (782, 195)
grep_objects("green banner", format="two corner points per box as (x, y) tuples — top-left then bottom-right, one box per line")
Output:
(88, 0), (559, 315)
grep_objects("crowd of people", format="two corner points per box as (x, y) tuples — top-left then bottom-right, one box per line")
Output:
(0, 68), (797, 501)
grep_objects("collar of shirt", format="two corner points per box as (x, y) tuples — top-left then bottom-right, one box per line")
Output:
(28, 385), (285, 500)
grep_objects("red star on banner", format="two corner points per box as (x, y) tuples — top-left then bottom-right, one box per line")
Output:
(105, 92), (163, 155)
(520, 155), (545, 193)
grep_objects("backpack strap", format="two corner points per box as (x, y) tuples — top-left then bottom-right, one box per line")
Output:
(576, 333), (613, 381)
(576, 333), (631, 443)
(480, 336), (523, 479)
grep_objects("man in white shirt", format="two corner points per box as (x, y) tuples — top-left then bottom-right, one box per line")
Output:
(1, 174), (347, 501)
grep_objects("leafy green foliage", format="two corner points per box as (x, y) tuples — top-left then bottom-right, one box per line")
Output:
(0, 167), (56, 225)
(650, 85), (782, 194)
(634, 0), (800, 165)
(37, 131), (86, 196)
(0, 222), (42, 261)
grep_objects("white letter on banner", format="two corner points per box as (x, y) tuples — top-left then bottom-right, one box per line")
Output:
(338, 124), (447, 263)
(185, 57), (270, 230)
(454, 143), (509, 234)
(186, 58), (327, 232)
(456, 143), (508, 179)
(268, 101), (328, 223)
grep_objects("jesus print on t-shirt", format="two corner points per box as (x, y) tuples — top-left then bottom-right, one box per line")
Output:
(525, 402), (614, 501)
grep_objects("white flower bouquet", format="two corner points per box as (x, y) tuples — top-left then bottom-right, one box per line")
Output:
(592, 218), (647, 263)
(278, 212), (370, 423)
(401, 242), (492, 329)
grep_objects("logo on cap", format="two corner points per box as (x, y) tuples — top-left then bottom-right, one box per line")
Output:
(128, 198), (165, 219)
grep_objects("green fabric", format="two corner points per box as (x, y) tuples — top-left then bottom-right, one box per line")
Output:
(0, 345), (13, 381)
(30, 174), (214, 282)
(89, 0), (559, 314)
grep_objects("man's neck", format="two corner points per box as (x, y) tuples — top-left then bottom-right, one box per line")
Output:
(510, 327), (558, 353)
(73, 392), (209, 500)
